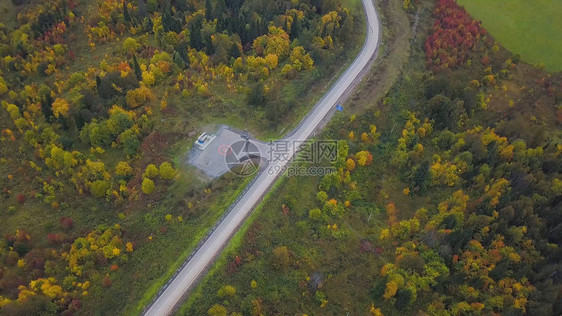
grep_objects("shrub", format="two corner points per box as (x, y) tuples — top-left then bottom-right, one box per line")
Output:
(90, 180), (110, 197)
(115, 161), (133, 177)
(309, 208), (321, 221)
(144, 164), (159, 178)
(101, 276), (112, 288)
(126, 85), (153, 108)
(159, 162), (176, 180)
(60, 217), (74, 229)
(142, 178), (155, 194)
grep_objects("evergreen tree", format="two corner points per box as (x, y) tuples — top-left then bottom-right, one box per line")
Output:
(189, 20), (204, 50)
(123, 1), (131, 23)
(291, 16), (302, 38)
(95, 75), (102, 90)
(205, 0), (213, 21)
(175, 41), (191, 68)
(137, 0), (148, 18)
(173, 0), (189, 12)
(229, 42), (241, 59)
(215, 0), (226, 16)
(144, 17), (154, 33)
(132, 54), (143, 81)
(162, 12), (181, 33)
(41, 93), (54, 120)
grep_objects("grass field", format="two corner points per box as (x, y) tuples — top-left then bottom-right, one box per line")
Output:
(457, 0), (562, 72)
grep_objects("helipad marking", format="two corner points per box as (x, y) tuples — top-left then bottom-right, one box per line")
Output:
(217, 145), (233, 156)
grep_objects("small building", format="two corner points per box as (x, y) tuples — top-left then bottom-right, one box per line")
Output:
(194, 132), (216, 150)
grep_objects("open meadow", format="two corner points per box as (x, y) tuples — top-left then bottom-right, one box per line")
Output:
(457, 0), (562, 72)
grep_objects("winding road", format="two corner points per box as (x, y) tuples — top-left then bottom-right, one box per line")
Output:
(143, 0), (381, 314)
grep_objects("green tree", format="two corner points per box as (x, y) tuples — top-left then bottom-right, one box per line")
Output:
(207, 304), (227, 316)
(309, 208), (322, 221)
(120, 129), (140, 156)
(205, 0), (213, 21)
(91, 180), (110, 197)
(123, 37), (139, 53)
(247, 81), (265, 106)
(217, 285), (236, 298)
(132, 54), (143, 81)
(189, 19), (204, 51)
(123, 1), (131, 22)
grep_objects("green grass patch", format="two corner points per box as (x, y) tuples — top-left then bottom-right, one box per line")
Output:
(457, 0), (562, 72)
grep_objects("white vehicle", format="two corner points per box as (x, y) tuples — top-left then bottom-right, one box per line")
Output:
(194, 132), (216, 150)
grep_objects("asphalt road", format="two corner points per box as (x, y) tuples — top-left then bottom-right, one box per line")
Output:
(143, 0), (381, 313)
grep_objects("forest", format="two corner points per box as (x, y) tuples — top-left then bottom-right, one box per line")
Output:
(182, 0), (562, 315)
(0, 0), (361, 314)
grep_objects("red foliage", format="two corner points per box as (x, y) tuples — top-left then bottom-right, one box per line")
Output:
(424, 0), (485, 72)
(16, 194), (25, 204)
(47, 233), (67, 244)
(110, 264), (119, 271)
(24, 249), (46, 270)
(60, 217), (74, 229)
(101, 276), (112, 288)
(281, 204), (290, 216)
(360, 240), (373, 253)
(68, 299), (83, 312)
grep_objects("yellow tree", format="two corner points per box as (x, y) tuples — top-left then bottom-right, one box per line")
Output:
(52, 98), (70, 118)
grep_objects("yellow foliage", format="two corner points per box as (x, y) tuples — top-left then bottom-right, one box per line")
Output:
(383, 281), (398, 299)
(290, 46), (314, 71)
(51, 98), (69, 118)
(361, 132), (369, 143)
(126, 241), (134, 252)
(115, 161), (133, 176)
(379, 228), (390, 240)
(126, 85), (153, 108)
(264, 54), (279, 69)
(370, 303), (384, 316)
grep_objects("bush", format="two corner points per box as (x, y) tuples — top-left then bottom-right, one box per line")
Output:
(115, 161), (133, 177)
(217, 285), (236, 298)
(90, 180), (110, 197)
(159, 162), (176, 180)
(123, 37), (140, 52)
(101, 276), (112, 288)
(144, 164), (159, 178)
(309, 208), (321, 221)
(142, 178), (155, 194)
(126, 85), (153, 108)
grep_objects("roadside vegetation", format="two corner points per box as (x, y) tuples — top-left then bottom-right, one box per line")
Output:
(182, 0), (562, 314)
(456, 0), (562, 72)
(0, 0), (364, 314)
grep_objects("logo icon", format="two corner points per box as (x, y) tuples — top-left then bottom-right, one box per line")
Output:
(224, 139), (262, 176)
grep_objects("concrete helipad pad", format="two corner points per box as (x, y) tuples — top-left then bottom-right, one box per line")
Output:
(187, 126), (268, 178)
